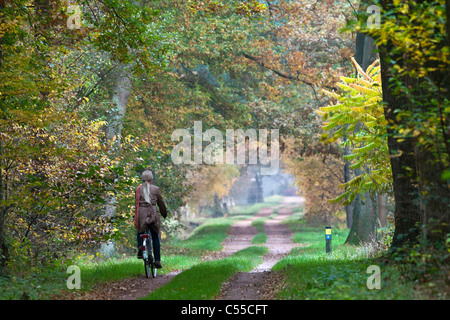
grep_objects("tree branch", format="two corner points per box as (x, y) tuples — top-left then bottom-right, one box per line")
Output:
(242, 53), (334, 106)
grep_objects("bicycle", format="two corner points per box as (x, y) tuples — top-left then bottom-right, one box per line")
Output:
(140, 231), (157, 278)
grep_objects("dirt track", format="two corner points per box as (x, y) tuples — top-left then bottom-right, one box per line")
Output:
(217, 198), (304, 300)
(61, 197), (304, 300)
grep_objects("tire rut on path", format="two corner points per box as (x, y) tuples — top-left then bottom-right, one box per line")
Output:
(217, 198), (304, 300)
(220, 205), (282, 256)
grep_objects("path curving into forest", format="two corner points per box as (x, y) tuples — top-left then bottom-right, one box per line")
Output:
(61, 196), (304, 300)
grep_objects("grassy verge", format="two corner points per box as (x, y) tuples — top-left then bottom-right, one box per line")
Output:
(274, 213), (423, 299)
(1, 215), (237, 299)
(141, 246), (268, 300)
(0, 269), (68, 300)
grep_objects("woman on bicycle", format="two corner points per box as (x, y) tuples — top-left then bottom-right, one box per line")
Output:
(134, 169), (167, 268)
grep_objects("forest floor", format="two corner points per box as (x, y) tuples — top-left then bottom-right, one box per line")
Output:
(64, 197), (304, 300)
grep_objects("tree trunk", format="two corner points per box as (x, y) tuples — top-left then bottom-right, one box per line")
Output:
(344, 141), (353, 228)
(0, 0), (7, 271)
(101, 65), (132, 256)
(107, 65), (132, 144)
(104, 65), (132, 218)
(346, 193), (363, 245)
(413, 0), (450, 244)
(376, 0), (450, 247)
(378, 38), (422, 248)
(255, 168), (264, 203)
(416, 149), (450, 242)
(346, 16), (378, 232)
(377, 193), (388, 227)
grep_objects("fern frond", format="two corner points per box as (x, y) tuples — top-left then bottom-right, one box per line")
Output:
(339, 174), (364, 190)
(358, 79), (373, 88)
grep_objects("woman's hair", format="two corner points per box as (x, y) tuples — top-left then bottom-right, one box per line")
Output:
(141, 170), (153, 204)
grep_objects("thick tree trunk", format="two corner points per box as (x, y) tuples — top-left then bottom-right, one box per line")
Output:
(412, 1), (450, 242)
(0, 0), (6, 271)
(355, 32), (377, 71)
(107, 66), (132, 144)
(345, 29), (378, 240)
(104, 65), (132, 218)
(101, 65), (132, 256)
(347, 0), (378, 232)
(378, 0), (449, 247)
(346, 193), (362, 245)
(378, 42), (422, 248)
(414, 0), (450, 243)
(346, 193), (377, 245)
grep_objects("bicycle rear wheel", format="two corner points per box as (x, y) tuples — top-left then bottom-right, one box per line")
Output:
(144, 259), (151, 278)
(143, 239), (151, 279)
(151, 262), (157, 278)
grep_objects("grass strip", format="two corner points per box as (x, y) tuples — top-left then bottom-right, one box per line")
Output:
(228, 195), (283, 215)
(251, 232), (267, 244)
(250, 209), (281, 244)
(141, 246), (269, 300)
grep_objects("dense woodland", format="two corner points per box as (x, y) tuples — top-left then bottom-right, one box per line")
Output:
(0, 0), (449, 297)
